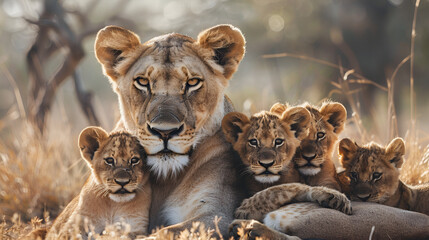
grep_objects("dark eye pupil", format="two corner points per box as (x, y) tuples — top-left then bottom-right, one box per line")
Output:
(317, 132), (325, 138)
(105, 158), (114, 164)
(275, 139), (284, 145)
(249, 139), (257, 146)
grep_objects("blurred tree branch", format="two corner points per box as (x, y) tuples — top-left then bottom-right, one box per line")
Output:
(26, 0), (132, 133)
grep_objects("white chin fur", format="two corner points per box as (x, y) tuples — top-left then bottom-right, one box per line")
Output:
(299, 167), (321, 176)
(109, 193), (136, 202)
(255, 175), (281, 184)
(147, 154), (189, 179)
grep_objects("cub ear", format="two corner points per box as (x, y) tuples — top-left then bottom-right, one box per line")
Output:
(320, 102), (347, 134)
(281, 106), (311, 140)
(270, 102), (288, 116)
(386, 137), (405, 168)
(78, 126), (109, 164)
(95, 26), (141, 81)
(197, 24), (245, 79)
(338, 138), (358, 169)
(222, 112), (250, 144)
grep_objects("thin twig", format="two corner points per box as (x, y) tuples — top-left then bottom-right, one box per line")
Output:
(0, 64), (26, 119)
(409, 0), (420, 143)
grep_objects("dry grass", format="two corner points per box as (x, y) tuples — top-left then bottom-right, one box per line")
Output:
(1, 1), (428, 238)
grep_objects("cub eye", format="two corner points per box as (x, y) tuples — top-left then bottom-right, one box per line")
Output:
(316, 132), (326, 140)
(274, 138), (284, 147)
(350, 172), (358, 181)
(248, 139), (258, 147)
(104, 157), (115, 166)
(134, 76), (150, 91)
(186, 78), (203, 92)
(372, 172), (382, 181)
(130, 157), (140, 165)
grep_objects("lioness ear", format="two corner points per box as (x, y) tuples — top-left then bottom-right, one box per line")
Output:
(197, 24), (245, 79)
(78, 127), (109, 164)
(270, 102), (288, 116)
(338, 138), (358, 169)
(95, 26), (141, 81)
(282, 107), (310, 140)
(320, 102), (347, 134)
(222, 112), (250, 144)
(386, 137), (405, 168)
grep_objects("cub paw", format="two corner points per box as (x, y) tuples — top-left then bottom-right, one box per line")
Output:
(234, 199), (264, 220)
(229, 219), (300, 240)
(312, 187), (352, 215)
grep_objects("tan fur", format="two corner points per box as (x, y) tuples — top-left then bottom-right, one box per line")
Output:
(235, 202), (429, 240)
(45, 127), (151, 239)
(233, 183), (351, 222)
(339, 137), (429, 215)
(271, 102), (346, 191)
(222, 107), (311, 195)
(94, 25), (246, 237)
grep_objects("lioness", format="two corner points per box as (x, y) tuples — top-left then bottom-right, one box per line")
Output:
(46, 127), (151, 239)
(94, 24), (247, 236)
(339, 137), (429, 215)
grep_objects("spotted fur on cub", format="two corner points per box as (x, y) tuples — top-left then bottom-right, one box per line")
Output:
(339, 137), (429, 215)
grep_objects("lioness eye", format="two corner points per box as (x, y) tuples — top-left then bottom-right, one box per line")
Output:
(248, 139), (258, 147)
(186, 78), (203, 92)
(316, 132), (326, 140)
(104, 157), (115, 166)
(350, 172), (358, 181)
(133, 76), (150, 91)
(372, 172), (382, 181)
(130, 157), (140, 165)
(274, 138), (284, 147)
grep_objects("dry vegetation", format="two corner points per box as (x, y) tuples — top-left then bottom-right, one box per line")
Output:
(1, 1), (428, 239)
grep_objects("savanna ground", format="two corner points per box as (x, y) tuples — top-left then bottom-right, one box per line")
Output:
(1, 0), (429, 239)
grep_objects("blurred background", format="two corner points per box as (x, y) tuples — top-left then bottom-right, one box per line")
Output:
(1, 0), (429, 232)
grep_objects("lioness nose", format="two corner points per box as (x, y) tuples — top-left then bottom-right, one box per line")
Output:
(148, 124), (184, 140)
(115, 178), (130, 187)
(258, 160), (274, 169)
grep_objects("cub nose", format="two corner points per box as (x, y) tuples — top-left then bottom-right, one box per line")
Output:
(115, 178), (131, 187)
(302, 152), (316, 161)
(357, 193), (371, 202)
(258, 160), (274, 169)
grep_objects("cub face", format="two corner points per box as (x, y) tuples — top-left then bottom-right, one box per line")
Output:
(79, 127), (148, 203)
(222, 107), (310, 184)
(287, 102), (347, 176)
(339, 137), (405, 203)
(94, 25), (245, 179)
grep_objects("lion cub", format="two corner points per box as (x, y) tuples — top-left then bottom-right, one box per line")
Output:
(222, 107), (311, 194)
(339, 137), (429, 215)
(271, 102), (347, 191)
(222, 107), (352, 220)
(46, 127), (151, 239)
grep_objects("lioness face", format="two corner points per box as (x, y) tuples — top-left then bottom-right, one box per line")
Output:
(293, 102), (346, 176)
(339, 138), (405, 203)
(79, 127), (148, 203)
(95, 25), (245, 178)
(222, 107), (310, 184)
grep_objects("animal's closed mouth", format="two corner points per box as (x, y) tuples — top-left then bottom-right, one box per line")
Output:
(259, 170), (275, 175)
(114, 188), (132, 194)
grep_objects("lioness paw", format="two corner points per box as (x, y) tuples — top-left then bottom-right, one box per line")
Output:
(312, 187), (352, 215)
